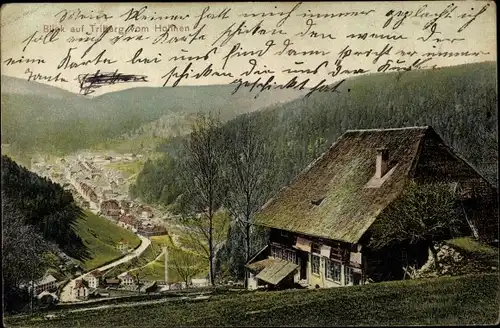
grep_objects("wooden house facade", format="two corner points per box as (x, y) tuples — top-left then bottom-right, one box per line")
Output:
(246, 127), (497, 290)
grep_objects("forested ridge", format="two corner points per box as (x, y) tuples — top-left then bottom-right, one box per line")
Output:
(1, 155), (88, 312)
(132, 61), (498, 205)
(1, 76), (304, 157)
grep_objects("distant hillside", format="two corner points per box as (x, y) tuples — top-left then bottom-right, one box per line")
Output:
(1, 75), (78, 99)
(0, 76), (306, 157)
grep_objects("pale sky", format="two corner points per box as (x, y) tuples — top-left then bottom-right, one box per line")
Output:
(1, 1), (496, 96)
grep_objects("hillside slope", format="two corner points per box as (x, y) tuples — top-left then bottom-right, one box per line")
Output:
(1, 155), (87, 259)
(74, 211), (141, 271)
(1, 76), (306, 157)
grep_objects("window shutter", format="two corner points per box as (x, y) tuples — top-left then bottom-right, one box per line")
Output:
(295, 237), (312, 252)
(320, 245), (331, 257)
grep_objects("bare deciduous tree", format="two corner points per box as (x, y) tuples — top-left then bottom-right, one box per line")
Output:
(178, 112), (227, 286)
(222, 115), (272, 288)
(169, 246), (203, 287)
(131, 269), (148, 294)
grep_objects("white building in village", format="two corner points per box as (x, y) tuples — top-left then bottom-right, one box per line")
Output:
(86, 270), (103, 289)
(25, 274), (58, 295)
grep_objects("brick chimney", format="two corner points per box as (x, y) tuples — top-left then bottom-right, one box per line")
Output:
(375, 147), (389, 179)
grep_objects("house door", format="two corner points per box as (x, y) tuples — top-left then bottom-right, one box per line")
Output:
(299, 251), (308, 280)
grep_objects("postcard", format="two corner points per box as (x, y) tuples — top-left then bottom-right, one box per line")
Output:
(1, 1), (498, 326)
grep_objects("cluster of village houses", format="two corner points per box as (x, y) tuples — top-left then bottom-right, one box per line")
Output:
(20, 251), (85, 302)
(71, 270), (158, 300)
(32, 154), (170, 239)
(22, 274), (60, 303)
(46, 154), (168, 237)
(26, 153), (169, 302)
(101, 199), (167, 237)
(23, 268), (158, 302)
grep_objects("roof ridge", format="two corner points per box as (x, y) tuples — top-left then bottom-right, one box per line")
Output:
(345, 126), (431, 133)
(427, 129), (496, 189)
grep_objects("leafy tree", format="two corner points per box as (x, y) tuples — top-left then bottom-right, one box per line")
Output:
(368, 181), (465, 270)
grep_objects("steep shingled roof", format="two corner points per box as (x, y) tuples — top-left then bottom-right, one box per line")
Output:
(254, 126), (462, 244)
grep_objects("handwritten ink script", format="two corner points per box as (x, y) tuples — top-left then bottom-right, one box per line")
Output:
(1, 1), (495, 97)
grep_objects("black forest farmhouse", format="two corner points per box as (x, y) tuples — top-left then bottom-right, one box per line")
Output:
(246, 126), (497, 290)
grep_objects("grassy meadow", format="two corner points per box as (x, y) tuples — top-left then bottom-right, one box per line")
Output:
(103, 234), (207, 283)
(75, 211), (141, 271)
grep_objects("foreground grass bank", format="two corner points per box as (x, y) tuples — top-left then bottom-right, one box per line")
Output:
(7, 273), (499, 327)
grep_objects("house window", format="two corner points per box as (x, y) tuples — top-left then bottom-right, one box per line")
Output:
(345, 266), (353, 285)
(311, 254), (320, 275)
(325, 259), (341, 282)
(270, 244), (296, 263)
(276, 246), (282, 259)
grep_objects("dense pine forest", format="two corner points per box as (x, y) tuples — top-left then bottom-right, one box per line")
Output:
(130, 62), (498, 280)
(1, 155), (88, 312)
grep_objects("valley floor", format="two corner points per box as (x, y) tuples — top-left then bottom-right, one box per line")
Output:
(7, 273), (499, 327)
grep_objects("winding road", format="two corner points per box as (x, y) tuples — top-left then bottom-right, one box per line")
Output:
(59, 234), (151, 303)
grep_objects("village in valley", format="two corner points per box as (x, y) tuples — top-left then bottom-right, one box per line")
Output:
(3, 66), (499, 325)
(26, 151), (210, 305)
